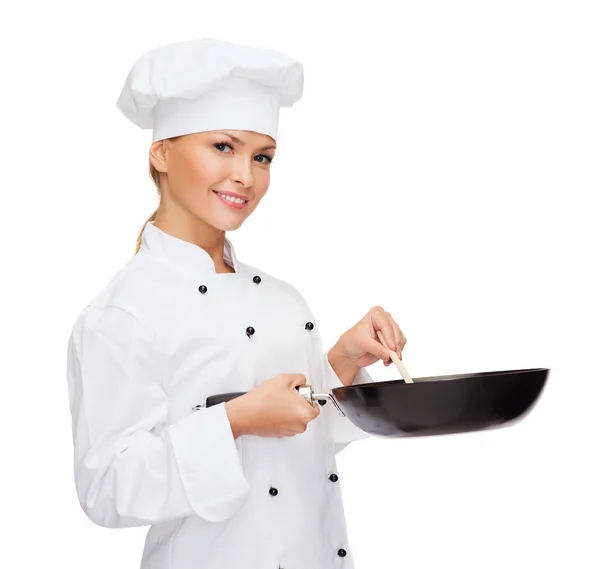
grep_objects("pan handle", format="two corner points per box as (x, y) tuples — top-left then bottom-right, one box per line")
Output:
(307, 389), (346, 417)
(192, 386), (346, 417)
(191, 392), (248, 411)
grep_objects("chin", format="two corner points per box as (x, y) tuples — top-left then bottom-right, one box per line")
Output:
(211, 216), (246, 232)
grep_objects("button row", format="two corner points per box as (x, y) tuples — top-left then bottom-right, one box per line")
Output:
(244, 321), (313, 339)
(268, 474), (338, 497)
(200, 273), (342, 563)
(198, 276), (314, 339)
(198, 274), (262, 294)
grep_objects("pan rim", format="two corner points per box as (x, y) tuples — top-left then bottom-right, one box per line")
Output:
(332, 367), (550, 390)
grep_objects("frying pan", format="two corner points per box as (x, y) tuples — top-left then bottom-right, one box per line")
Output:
(195, 367), (549, 438)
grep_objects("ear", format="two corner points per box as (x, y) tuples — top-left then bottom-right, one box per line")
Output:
(149, 140), (168, 173)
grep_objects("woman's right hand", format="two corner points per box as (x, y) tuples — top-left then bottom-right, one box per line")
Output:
(225, 373), (320, 438)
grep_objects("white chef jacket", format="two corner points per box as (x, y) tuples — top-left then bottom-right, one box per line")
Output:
(65, 220), (374, 569)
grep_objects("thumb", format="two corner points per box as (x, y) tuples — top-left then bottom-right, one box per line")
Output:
(369, 338), (391, 362)
(289, 373), (307, 388)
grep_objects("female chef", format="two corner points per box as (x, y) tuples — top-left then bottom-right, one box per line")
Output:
(65, 38), (407, 569)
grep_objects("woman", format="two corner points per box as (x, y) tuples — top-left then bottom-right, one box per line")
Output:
(66, 38), (407, 569)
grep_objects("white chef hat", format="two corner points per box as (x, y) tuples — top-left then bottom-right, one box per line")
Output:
(115, 38), (304, 143)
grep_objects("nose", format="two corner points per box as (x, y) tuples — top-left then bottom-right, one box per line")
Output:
(230, 157), (255, 188)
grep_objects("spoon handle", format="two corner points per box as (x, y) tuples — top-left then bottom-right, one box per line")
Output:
(376, 329), (414, 383)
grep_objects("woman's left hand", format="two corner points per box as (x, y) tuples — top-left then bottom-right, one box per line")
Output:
(334, 306), (407, 369)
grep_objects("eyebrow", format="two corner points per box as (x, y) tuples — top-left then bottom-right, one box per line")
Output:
(215, 131), (276, 152)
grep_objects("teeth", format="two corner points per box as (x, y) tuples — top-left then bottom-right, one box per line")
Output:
(217, 192), (247, 204)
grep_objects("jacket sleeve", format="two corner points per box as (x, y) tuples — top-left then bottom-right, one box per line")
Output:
(66, 305), (250, 529)
(321, 350), (375, 454)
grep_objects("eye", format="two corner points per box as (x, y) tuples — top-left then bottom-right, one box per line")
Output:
(214, 142), (234, 153)
(214, 141), (274, 165)
(255, 154), (274, 165)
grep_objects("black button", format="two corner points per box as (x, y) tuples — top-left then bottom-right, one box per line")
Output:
(253, 275), (261, 284)
(318, 399), (327, 406)
(246, 326), (255, 338)
(269, 487), (278, 496)
(198, 285), (207, 294)
(305, 321), (314, 330)
(329, 473), (339, 482)
(337, 549), (347, 557)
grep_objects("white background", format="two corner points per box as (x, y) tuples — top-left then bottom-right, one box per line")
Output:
(2, 1), (598, 567)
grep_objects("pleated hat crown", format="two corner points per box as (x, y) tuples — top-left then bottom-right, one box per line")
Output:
(116, 38), (304, 142)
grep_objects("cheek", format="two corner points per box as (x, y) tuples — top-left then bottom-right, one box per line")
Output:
(253, 168), (270, 192)
(170, 151), (227, 201)
(254, 184), (269, 203)
(183, 151), (225, 185)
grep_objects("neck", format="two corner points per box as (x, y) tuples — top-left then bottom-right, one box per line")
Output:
(153, 208), (228, 270)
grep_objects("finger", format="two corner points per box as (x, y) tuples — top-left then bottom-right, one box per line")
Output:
(385, 312), (402, 353)
(386, 313), (407, 359)
(373, 310), (397, 353)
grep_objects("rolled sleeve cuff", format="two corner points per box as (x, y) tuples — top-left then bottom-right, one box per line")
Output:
(322, 351), (374, 449)
(323, 352), (375, 390)
(167, 402), (250, 522)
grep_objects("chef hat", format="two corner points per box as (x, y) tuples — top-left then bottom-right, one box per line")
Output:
(115, 38), (304, 143)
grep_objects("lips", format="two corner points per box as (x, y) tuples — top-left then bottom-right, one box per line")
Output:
(212, 190), (249, 209)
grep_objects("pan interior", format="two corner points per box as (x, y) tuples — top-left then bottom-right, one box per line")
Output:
(331, 368), (549, 437)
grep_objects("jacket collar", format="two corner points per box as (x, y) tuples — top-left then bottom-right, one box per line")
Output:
(139, 220), (240, 275)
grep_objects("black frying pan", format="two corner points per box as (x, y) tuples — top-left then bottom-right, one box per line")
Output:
(198, 367), (549, 437)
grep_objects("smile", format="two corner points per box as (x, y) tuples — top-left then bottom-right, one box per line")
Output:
(213, 190), (249, 209)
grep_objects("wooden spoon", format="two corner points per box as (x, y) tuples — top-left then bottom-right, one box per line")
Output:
(376, 329), (414, 383)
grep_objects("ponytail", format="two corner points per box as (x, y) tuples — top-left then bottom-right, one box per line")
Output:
(135, 209), (158, 254)
(137, 136), (180, 254)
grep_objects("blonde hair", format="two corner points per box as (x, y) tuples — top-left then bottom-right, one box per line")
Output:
(135, 136), (180, 254)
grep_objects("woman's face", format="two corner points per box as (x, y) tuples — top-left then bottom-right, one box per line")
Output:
(150, 129), (276, 231)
